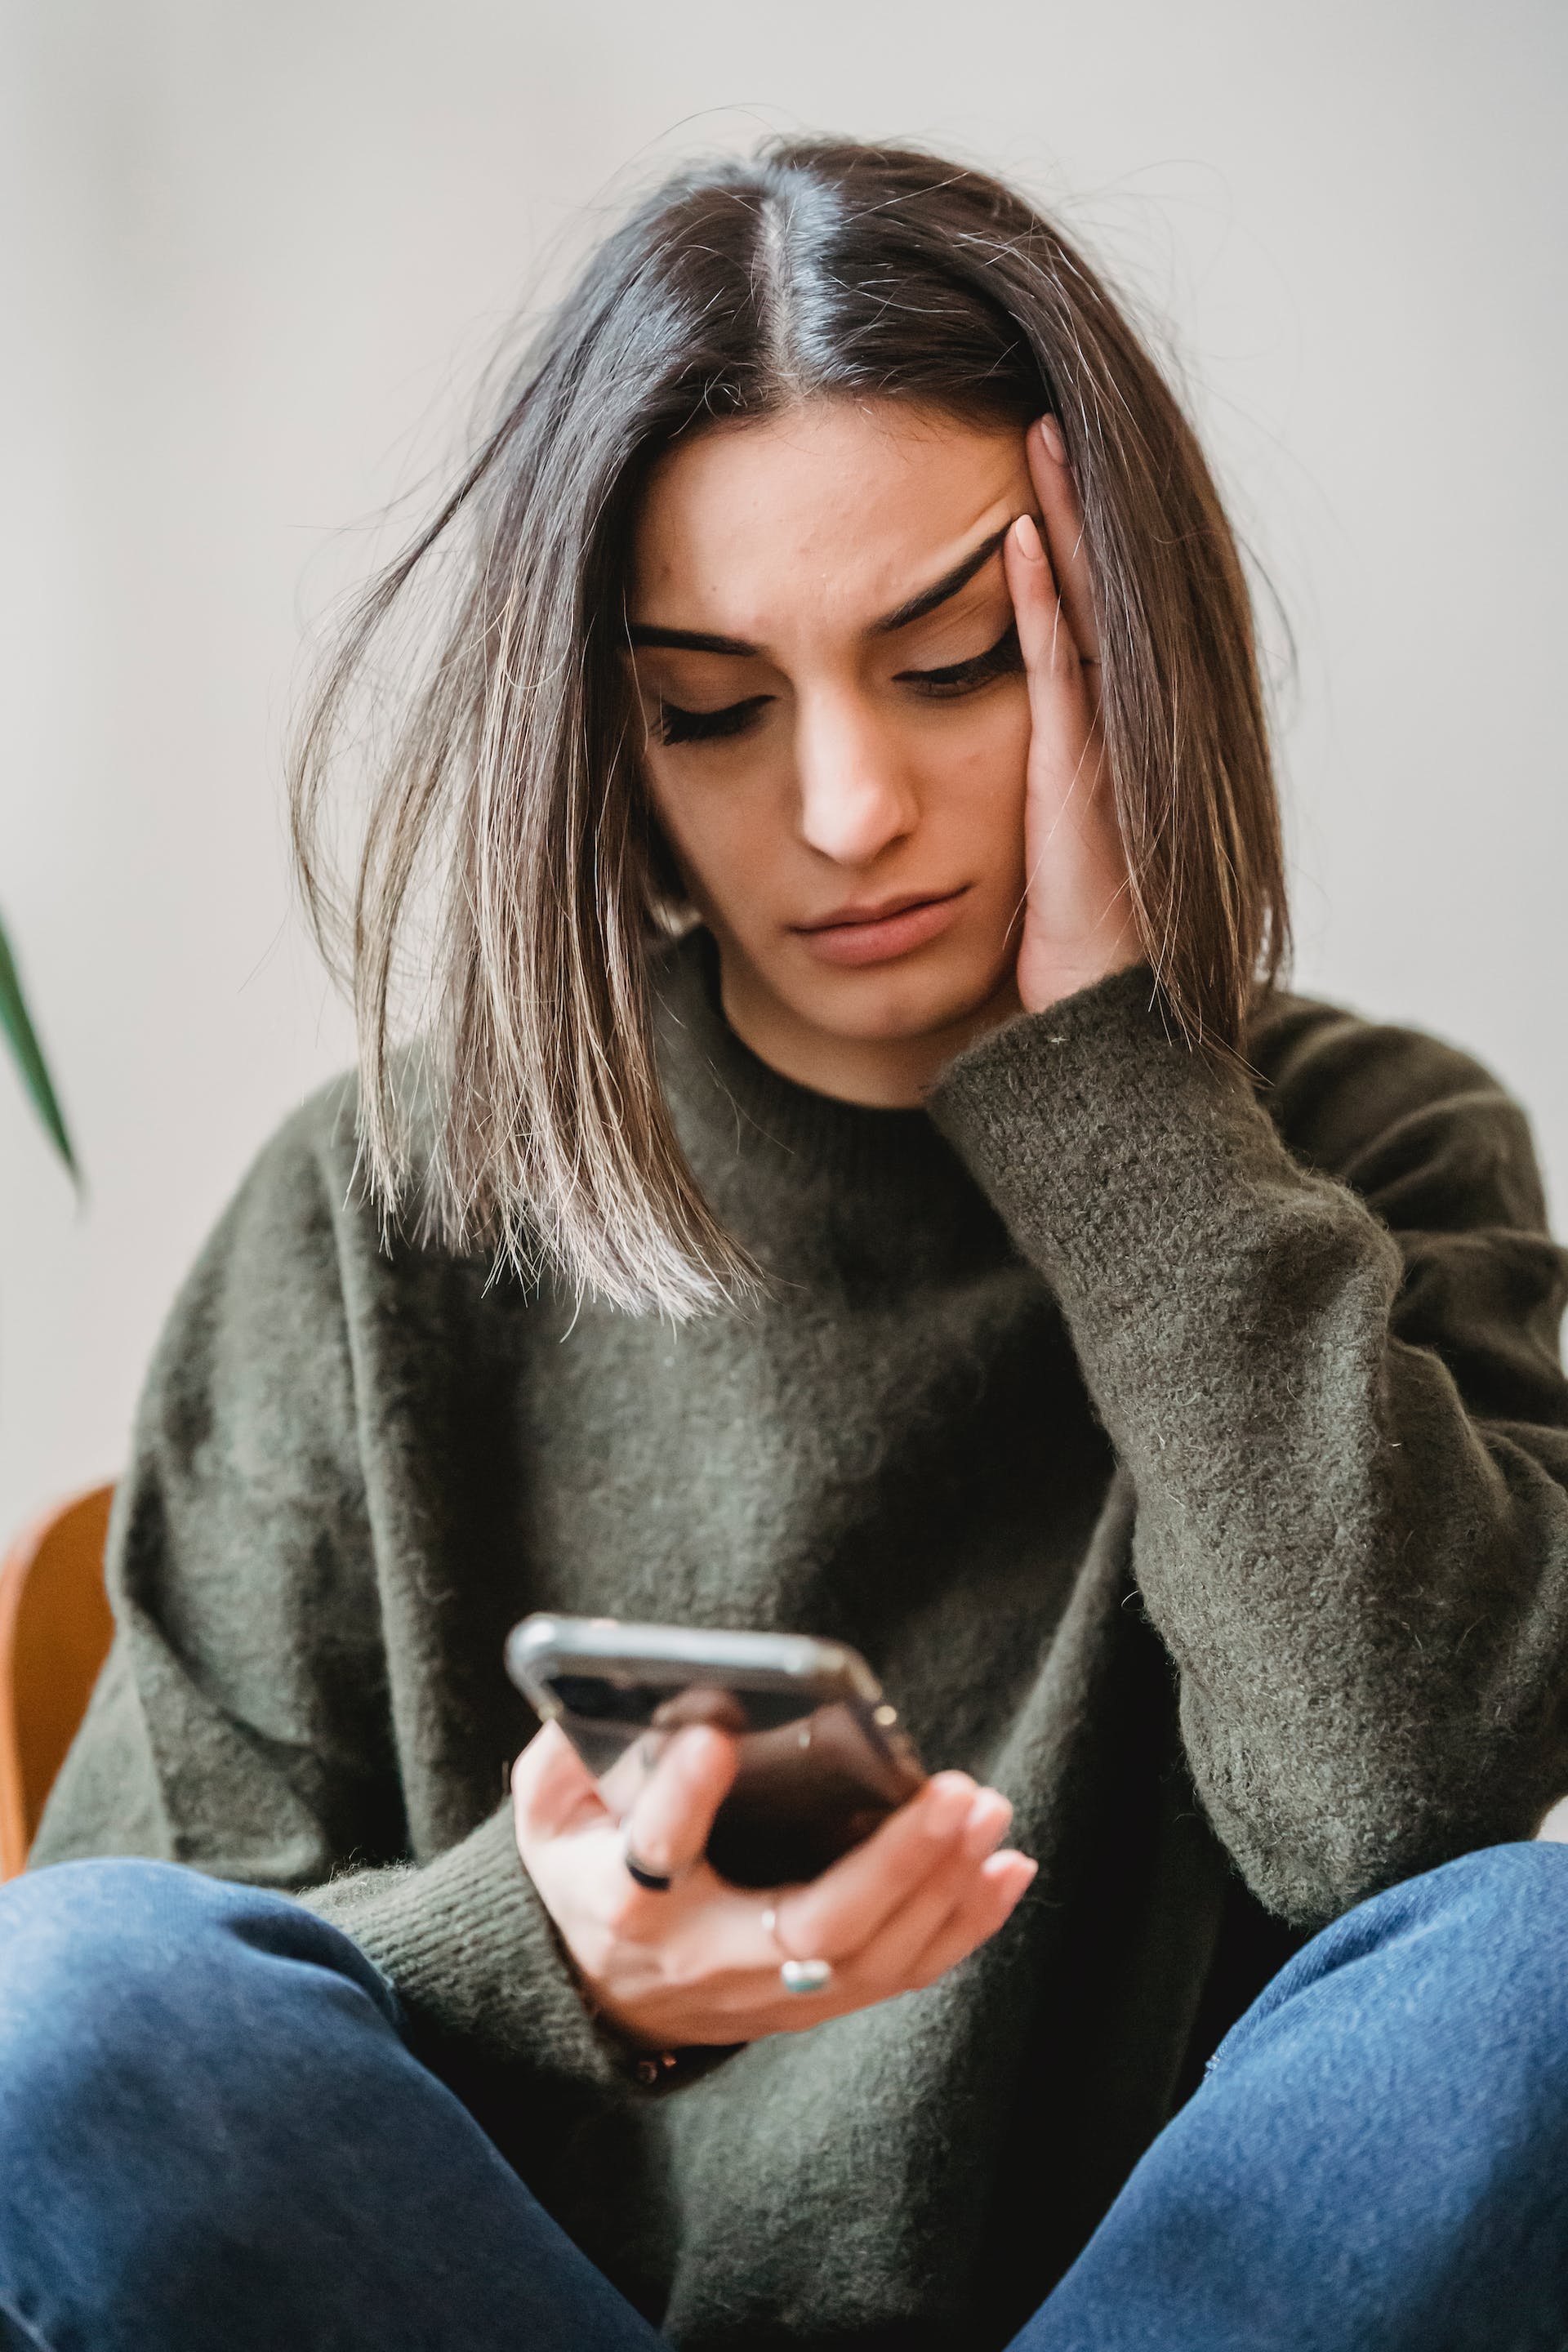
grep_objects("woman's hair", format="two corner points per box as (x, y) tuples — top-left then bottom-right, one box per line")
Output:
(289, 135), (1290, 1320)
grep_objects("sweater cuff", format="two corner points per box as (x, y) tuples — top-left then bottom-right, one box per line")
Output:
(296, 1802), (629, 2093)
(924, 961), (1267, 1304)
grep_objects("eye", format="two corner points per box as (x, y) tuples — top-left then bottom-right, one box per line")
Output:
(898, 621), (1025, 699)
(653, 695), (774, 747)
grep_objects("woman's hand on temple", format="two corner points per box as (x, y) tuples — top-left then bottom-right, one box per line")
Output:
(1004, 416), (1143, 1014)
(511, 1720), (1037, 2054)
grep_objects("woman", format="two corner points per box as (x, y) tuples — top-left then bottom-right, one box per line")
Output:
(7, 135), (1568, 2351)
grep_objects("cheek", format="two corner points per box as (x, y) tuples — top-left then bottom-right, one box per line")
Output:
(642, 758), (781, 914)
(917, 691), (1032, 840)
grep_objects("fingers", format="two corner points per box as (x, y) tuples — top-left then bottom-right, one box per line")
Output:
(512, 1718), (740, 1908)
(902, 1850), (1039, 1990)
(745, 1784), (1036, 2031)
(620, 1722), (741, 1882)
(514, 1722), (1036, 2054)
(1004, 516), (1106, 862)
(1005, 422), (1138, 1016)
(840, 1788), (1018, 1981)
(1026, 414), (1100, 664)
(766, 1771), (985, 1962)
(1004, 514), (1092, 728)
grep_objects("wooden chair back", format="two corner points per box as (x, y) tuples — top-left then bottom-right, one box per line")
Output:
(0, 1481), (116, 1879)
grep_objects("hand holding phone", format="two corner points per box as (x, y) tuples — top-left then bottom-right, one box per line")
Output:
(510, 1713), (1038, 2057)
(506, 1613), (933, 1888)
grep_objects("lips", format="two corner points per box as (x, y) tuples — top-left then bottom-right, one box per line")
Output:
(795, 887), (964, 933)
(790, 885), (970, 969)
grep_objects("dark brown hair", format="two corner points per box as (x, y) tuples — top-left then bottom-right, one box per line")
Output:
(289, 135), (1290, 1317)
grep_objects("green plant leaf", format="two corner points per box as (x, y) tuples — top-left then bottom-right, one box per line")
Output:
(0, 909), (79, 1179)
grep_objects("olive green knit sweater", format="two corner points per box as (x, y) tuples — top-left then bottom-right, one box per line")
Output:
(30, 925), (1568, 2350)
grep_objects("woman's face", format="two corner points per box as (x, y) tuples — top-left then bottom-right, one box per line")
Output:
(626, 399), (1040, 1105)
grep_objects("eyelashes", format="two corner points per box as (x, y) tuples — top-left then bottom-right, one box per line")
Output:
(900, 618), (1024, 698)
(653, 620), (1025, 747)
(656, 694), (773, 747)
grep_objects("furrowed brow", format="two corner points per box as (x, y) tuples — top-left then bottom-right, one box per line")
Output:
(869, 523), (1014, 635)
(624, 625), (759, 657)
(623, 520), (1016, 657)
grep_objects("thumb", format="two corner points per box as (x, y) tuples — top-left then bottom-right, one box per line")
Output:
(621, 1723), (742, 1880)
(510, 1719), (610, 1839)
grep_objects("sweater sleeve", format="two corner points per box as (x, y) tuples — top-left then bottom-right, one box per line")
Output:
(25, 1084), (630, 2099)
(924, 963), (1568, 1927)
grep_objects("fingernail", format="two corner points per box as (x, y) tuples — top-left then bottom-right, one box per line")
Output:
(1011, 514), (1045, 563)
(924, 1779), (973, 1834)
(964, 1793), (1012, 1851)
(986, 1854), (1039, 1907)
(671, 1723), (726, 1770)
(1037, 415), (1067, 463)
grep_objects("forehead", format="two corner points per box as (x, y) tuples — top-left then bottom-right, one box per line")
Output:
(627, 400), (1030, 639)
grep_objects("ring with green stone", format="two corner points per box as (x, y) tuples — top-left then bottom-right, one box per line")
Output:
(761, 1904), (834, 1993)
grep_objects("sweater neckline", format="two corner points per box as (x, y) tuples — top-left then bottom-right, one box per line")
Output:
(653, 924), (964, 1188)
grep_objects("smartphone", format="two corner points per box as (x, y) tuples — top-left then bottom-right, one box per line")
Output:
(505, 1613), (928, 1889)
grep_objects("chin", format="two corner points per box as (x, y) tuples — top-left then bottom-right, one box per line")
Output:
(796, 947), (1015, 1045)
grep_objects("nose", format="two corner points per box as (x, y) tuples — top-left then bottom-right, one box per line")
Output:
(794, 693), (920, 866)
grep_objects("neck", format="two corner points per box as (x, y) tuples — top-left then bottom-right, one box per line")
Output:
(711, 945), (1025, 1108)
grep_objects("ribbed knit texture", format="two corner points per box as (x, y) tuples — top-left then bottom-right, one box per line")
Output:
(30, 924), (1568, 2350)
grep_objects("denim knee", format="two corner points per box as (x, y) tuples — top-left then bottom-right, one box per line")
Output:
(0, 1863), (589, 2352)
(1211, 1840), (1568, 2127)
(0, 1857), (400, 2160)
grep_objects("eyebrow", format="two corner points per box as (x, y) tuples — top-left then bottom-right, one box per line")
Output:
(625, 520), (1015, 657)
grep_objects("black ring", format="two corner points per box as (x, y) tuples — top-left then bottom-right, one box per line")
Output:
(624, 1850), (674, 1892)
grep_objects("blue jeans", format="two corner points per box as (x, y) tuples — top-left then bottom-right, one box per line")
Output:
(1, 1847), (1565, 2350)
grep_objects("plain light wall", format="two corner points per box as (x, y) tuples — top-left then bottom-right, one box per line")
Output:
(2, 0), (1565, 1539)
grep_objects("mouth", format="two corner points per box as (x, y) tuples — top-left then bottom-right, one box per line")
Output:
(790, 884), (970, 969)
